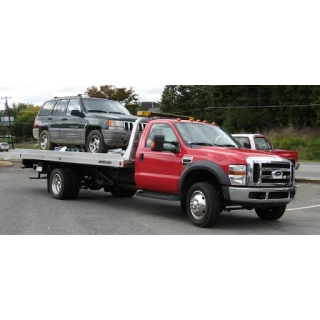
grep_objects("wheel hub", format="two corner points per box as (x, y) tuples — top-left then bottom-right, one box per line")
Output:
(190, 191), (207, 220)
(89, 135), (100, 153)
(40, 135), (48, 150)
(52, 174), (62, 195)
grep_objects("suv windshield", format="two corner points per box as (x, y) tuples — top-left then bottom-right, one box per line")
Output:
(81, 98), (131, 115)
(175, 122), (242, 148)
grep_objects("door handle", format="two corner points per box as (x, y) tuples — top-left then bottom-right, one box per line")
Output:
(62, 118), (68, 120)
(48, 117), (52, 120)
(139, 153), (144, 162)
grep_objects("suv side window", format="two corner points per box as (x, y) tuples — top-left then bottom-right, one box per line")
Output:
(146, 123), (178, 148)
(39, 101), (57, 116)
(66, 99), (82, 116)
(52, 99), (68, 116)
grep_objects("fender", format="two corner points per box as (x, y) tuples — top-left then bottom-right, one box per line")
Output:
(178, 160), (230, 196)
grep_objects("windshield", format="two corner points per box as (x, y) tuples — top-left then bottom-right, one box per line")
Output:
(81, 98), (131, 115)
(175, 122), (242, 148)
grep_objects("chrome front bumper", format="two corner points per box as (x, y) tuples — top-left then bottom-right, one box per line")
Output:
(223, 186), (296, 205)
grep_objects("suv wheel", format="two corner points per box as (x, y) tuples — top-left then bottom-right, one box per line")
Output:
(86, 130), (107, 153)
(39, 130), (55, 150)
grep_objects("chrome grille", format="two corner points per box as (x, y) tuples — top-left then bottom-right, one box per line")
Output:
(124, 121), (147, 132)
(247, 157), (294, 186)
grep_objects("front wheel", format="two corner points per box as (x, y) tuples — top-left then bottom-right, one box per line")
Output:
(186, 182), (221, 228)
(86, 130), (107, 153)
(255, 205), (286, 221)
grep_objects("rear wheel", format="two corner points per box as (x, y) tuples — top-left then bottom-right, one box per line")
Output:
(49, 168), (72, 200)
(186, 182), (221, 228)
(66, 169), (81, 199)
(86, 130), (107, 153)
(255, 205), (286, 221)
(111, 188), (136, 198)
(39, 130), (56, 150)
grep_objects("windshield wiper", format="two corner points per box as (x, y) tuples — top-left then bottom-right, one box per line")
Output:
(188, 142), (215, 146)
(215, 144), (237, 148)
(87, 110), (108, 113)
(105, 111), (127, 115)
(189, 142), (237, 148)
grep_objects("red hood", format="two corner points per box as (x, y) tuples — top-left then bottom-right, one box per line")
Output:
(188, 146), (283, 166)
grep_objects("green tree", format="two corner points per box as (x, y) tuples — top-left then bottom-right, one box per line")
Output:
(86, 85), (139, 105)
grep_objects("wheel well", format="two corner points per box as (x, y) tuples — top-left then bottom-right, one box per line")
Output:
(39, 127), (48, 136)
(180, 169), (222, 213)
(85, 127), (102, 141)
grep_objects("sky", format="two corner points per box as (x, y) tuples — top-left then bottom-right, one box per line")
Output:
(0, 85), (164, 110)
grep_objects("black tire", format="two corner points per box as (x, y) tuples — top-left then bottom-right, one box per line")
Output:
(39, 130), (55, 150)
(49, 168), (72, 200)
(186, 182), (220, 228)
(66, 169), (81, 199)
(111, 188), (137, 198)
(255, 205), (286, 221)
(86, 130), (107, 153)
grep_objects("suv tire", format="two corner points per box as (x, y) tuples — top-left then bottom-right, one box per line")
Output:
(86, 130), (107, 153)
(39, 130), (55, 150)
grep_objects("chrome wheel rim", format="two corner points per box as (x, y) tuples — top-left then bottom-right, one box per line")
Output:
(89, 135), (100, 153)
(190, 191), (207, 220)
(52, 174), (62, 195)
(40, 135), (48, 150)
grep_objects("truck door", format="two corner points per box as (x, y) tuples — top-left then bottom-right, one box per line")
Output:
(135, 123), (182, 194)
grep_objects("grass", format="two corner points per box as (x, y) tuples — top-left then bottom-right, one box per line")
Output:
(263, 127), (320, 162)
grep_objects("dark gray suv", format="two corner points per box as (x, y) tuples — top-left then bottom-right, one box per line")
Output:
(33, 95), (142, 153)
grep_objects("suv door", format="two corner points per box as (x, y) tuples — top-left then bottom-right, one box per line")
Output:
(135, 123), (182, 194)
(61, 98), (86, 144)
(49, 99), (68, 142)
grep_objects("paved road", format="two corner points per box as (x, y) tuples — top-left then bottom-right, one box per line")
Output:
(296, 162), (320, 180)
(1, 164), (319, 235)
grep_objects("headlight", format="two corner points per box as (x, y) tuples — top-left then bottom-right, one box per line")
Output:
(108, 120), (124, 130)
(229, 165), (247, 185)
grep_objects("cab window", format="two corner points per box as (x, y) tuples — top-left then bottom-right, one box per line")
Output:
(146, 124), (178, 148)
(255, 137), (271, 151)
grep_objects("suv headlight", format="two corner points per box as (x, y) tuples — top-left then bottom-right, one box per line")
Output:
(228, 165), (247, 186)
(108, 120), (124, 130)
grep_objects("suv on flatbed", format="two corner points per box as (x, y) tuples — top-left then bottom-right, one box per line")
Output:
(33, 95), (142, 153)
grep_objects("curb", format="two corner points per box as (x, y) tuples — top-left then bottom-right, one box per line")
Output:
(296, 178), (320, 184)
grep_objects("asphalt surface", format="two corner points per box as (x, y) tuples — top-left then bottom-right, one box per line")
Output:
(296, 162), (320, 180)
(1, 163), (319, 235)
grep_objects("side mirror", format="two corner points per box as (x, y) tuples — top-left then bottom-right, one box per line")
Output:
(243, 142), (251, 149)
(71, 110), (85, 118)
(151, 135), (179, 153)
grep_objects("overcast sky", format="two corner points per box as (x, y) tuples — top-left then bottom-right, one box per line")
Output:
(0, 85), (164, 110)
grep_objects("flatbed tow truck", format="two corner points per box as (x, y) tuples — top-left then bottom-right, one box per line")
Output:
(11, 112), (296, 228)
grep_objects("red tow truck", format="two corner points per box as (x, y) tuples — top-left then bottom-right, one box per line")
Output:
(15, 112), (296, 228)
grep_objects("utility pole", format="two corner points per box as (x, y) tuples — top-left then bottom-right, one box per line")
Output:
(1, 96), (15, 149)
(211, 85), (215, 123)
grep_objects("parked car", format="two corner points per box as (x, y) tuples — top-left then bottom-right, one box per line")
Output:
(232, 134), (299, 169)
(0, 142), (10, 152)
(33, 95), (145, 153)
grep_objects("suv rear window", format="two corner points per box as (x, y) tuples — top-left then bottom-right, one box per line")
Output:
(39, 101), (57, 116)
